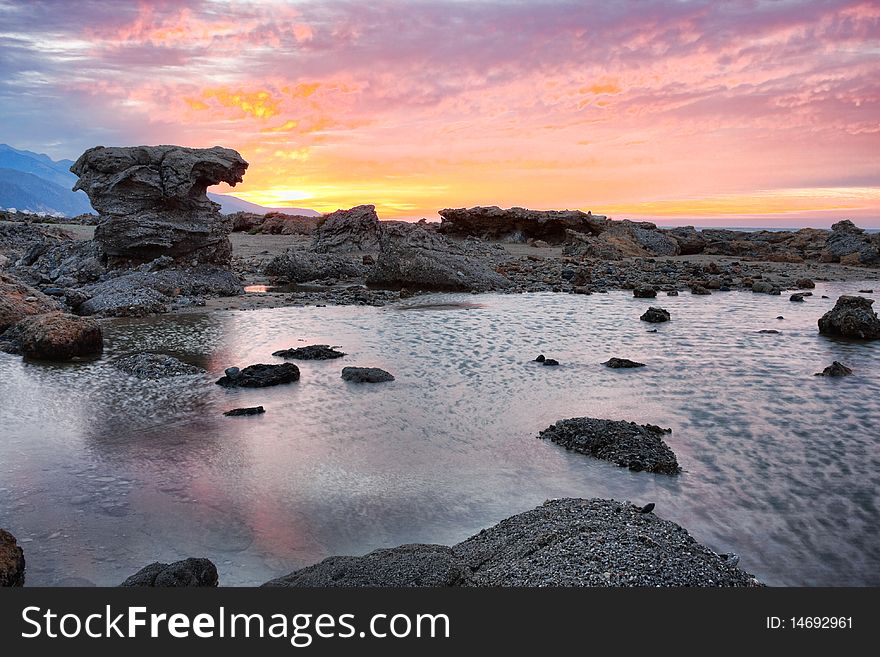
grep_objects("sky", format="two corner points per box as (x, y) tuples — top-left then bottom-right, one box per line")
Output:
(0, 0), (878, 226)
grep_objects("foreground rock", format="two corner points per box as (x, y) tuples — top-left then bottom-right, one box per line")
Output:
(265, 499), (760, 587)
(71, 145), (248, 266)
(367, 223), (511, 292)
(538, 417), (680, 474)
(603, 358), (645, 368)
(0, 272), (58, 331)
(0, 529), (26, 587)
(640, 307), (671, 323)
(815, 361), (853, 377)
(341, 366), (395, 383)
(311, 205), (381, 253)
(272, 345), (345, 360)
(7, 312), (102, 360)
(114, 353), (205, 379)
(438, 206), (607, 243)
(817, 295), (880, 339)
(121, 558), (218, 587)
(216, 363), (301, 387)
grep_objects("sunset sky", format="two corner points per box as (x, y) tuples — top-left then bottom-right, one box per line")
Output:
(1, 0), (878, 225)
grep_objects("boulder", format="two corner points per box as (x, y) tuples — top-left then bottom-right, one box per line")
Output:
(0, 272), (58, 332)
(11, 312), (102, 360)
(264, 250), (366, 283)
(341, 366), (394, 383)
(438, 206), (607, 243)
(0, 529), (25, 587)
(752, 281), (781, 295)
(640, 307), (670, 323)
(311, 205), (381, 253)
(538, 417), (680, 474)
(120, 558), (218, 587)
(820, 220), (880, 265)
(367, 223), (511, 292)
(666, 226), (707, 255)
(817, 295), (880, 339)
(114, 353), (205, 379)
(216, 363), (300, 387)
(633, 286), (656, 298)
(71, 145), (248, 266)
(815, 361), (853, 377)
(603, 358), (646, 368)
(790, 293), (806, 302)
(795, 278), (816, 289)
(272, 345), (345, 360)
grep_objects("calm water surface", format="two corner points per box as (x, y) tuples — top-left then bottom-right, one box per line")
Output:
(1, 284), (878, 586)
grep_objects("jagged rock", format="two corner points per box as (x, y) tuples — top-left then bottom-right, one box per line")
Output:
(120, 558), (218, 587)
(815, 361), (853, 377)
(0, 529), (25, 587)
(666, 226), (707, 255)
(232, 211), (319, 235)
(264, 249), (366, 283)
(603, 358), (646, 368)
(272, 345), (345, 360)
(9, 312), (102, 360)
(0, 272), (58, 332)
(224, 406), (266, 416)
(640, 307), (670, 323)
(341, 366), (394, 383)
(311, 205), (381, 253)
(71, 145), (248, 265)
(367, 223), (511, 292)
(438, 206), (607, 243)
(538, 417), (679, 474)
(114, 353), (205, 379)
(633, 286), (656, 298)
(818, 295), (880, 339)
(216, 363), (300, 387)
(821, 220), (880, 265)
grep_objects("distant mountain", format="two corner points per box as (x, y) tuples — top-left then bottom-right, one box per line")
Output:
(0, 143), (78, 190)
(207, 192), (320, 216)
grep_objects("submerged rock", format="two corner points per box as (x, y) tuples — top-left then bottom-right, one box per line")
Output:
(120, 558), (218, 587)
(272, 345), (346, 360)
(341, 366), (394, 383)
(224, 406), (266, 416)
(640, 307), (670, 323)
(817, 295), (880, 339)
(311, 205), (381, 253)
(542, 358), (560, 366)
(603, 358), (646, 368)
(815, 361), (853, 377)
(114, 353), (205, 379)
(10, 312), (102, 360)
(216, 363), (300, 387)
(538, 417), (679, 474)
(0, 529), (26, 587)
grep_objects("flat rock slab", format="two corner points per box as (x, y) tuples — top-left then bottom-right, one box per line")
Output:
(272, 345), (346, 360)
(341, 366), (394, 383)
(538, 417), (680, 474)
(603, 357), (646, 368)
(114, 353), (205, 379)
(216, 363), (300, 387)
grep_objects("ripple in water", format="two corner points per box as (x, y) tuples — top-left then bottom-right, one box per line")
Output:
(1, 283), (878, 586)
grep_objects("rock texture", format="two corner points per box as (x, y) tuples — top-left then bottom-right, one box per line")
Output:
(265, 499), (760, 587)
(272, 345), (345, 360)
(640, 307), (671, 323)
(818, 295), (880, 339)
(821, 220), (880, 265)
(311, 205), (381, 253)
(0, 272), (58, 332)
(120, 558), (218, 587)
(71, 145), (248, 265)
(264, 250), (366, 283)
(438, 206), (607, 243)
(538, 417), (680, 474)
(114, 353), (205, 379)
(9, 311), (102, 360)
(341, 366), (395, 383)
(0, 529), (26, 587)
(216, 363), (301, 387)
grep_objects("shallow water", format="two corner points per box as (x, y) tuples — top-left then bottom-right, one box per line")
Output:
(1, 284), (878, 586)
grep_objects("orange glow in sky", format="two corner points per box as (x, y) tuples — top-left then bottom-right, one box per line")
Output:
(1, 1), (878, 225)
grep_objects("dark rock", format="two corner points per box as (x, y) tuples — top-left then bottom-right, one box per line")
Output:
(114, 353), (205, 379)
(224, 406), (266, 416)
(633, 286), (656, 298)
(537, 417), (679, 474)
(438, 206), (607, 243)
(224, 367), (240, 379)
(0, 529), (25, 587)
(216, 363), (300, 387)
(120, 558), (218, 587)
(272, 345), (345, 360)
(534, 354), (546, 362)
(362, 254), (375, 266)
(691, 285), (711, 295)
(603, 358), (646, 368)
(542, 358), (560, 366)
(264, 249), (366, 283)
(817, 295), (880, 339)
(758, 329), (780, 334)
(666, 290), (679, 296)
(821, 220), (879, 265)
(10, 312), (102, 360)
(814, 361), (853, 377)
(795, 278), (816, 289)
(311, 205), (381, 253)
(790, 293), (806, 302)
(859, 289), (874, 294)
(639, 503), (655, 514)
(341, 366), (394, 383)
(666, 226), (707, 255)
(640, 307), (670, 323)
(752, 281), (780, 294)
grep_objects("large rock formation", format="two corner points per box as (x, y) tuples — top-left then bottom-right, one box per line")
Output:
(439, 206), (607, 243)
(71, 145), (248, 265)
(264, 250), (367, 283)
(367, 223), (511, 292)
(311, 205), (381, 252)
(818, 295), (880, 339)
(821, 220), (880, 265)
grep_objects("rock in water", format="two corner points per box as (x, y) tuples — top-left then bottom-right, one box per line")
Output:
(120, 558), (218, 587)
(603, 358), (646, 368)
(224, 406), (266, 416)
(70, 145), (248, 266)
(341, 366), (395, 383)
(817, 295), (880, 339)
(311, 205), (381, 253)
(216, 363), (300, 387)
(537, 417), (680, 474)
(633, 286), (656, 298)
(815, 361), (853, 377)
(795, 278), (816, 289)
(534, 354), (546, 362)
(0, 529), (26, 587)
(542, 358), (560, 366)
(640, 307), (670, 323)
(10, 312), (102, 360)
(272, 345), (346, 360)
(790, 293), (806, 302)
(114, 353), (205, 379)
